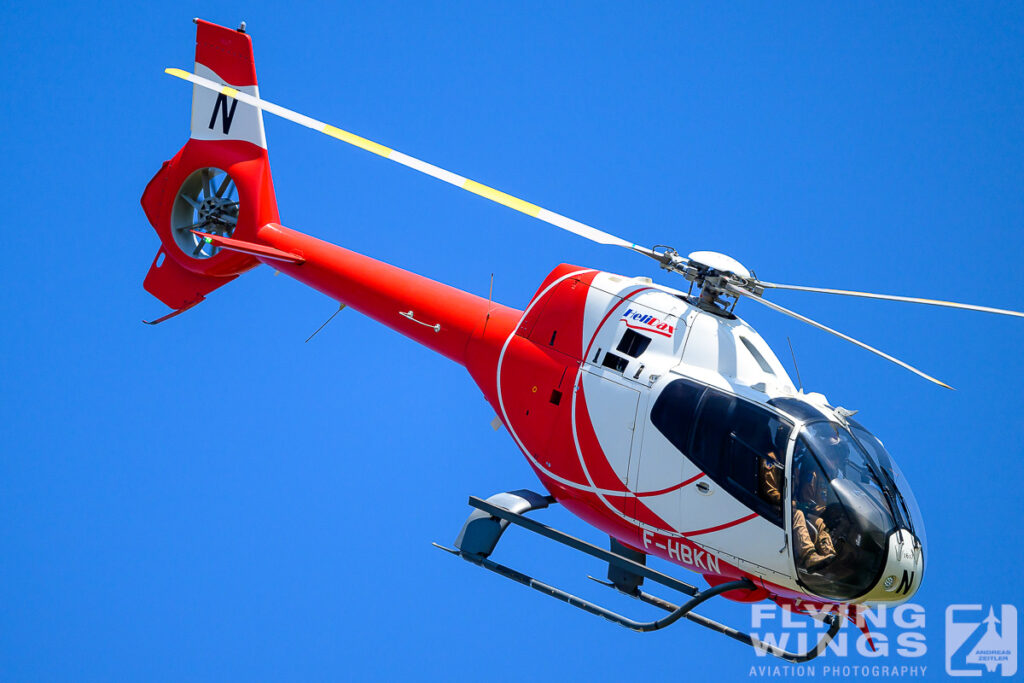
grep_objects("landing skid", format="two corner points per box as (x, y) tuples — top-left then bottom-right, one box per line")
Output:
(434, 490), (841, 662)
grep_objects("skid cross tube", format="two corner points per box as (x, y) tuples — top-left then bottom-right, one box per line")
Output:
(442, 493), (843, 662)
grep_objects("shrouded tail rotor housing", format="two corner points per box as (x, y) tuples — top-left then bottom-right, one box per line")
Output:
(142, 134), (279, 279)
(140, 18), (279, 312)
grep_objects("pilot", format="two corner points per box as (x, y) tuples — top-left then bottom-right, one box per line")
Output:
(757, 428), (836, 571)
(791, 454), (836, 571)
(820, 429), (844, 463)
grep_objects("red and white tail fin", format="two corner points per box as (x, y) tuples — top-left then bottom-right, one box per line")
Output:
(141, 19), (279, 318)
(188, 19), (267, 149)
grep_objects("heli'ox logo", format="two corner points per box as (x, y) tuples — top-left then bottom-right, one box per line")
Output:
(621, 308), (675, 338)
(642, 529), (720, 573)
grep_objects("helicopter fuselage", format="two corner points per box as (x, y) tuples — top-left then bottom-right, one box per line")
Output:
(248, 222), (923, 610)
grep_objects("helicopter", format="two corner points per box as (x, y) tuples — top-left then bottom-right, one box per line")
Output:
(140, 19), (1024, 662)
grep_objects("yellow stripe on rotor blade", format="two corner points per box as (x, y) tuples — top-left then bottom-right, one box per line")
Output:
(322, 125), (392, 158)
(462, 180), (541, 217)
(221, 86), (239, 98)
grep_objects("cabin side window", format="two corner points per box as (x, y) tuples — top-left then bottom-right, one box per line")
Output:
(650, 378), (706, 455)
(687, 388), (792, 527)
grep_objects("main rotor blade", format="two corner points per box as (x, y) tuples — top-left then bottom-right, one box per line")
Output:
(727, 284), (953, 390)
(165, 68), (654, 255)
(757, 281), (1024, 319)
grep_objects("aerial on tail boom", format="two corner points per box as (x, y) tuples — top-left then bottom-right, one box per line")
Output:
(141, 19), (1022, 661)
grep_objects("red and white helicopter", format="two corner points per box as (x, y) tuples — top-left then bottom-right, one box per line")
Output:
(141, 20), (1023, 660)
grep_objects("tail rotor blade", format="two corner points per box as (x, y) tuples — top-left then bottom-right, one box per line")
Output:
(164, 68), (654, 256)
(727, 284), (953, 390)
(756, 281), (1024, 319)
(200, 167), (212, 199)
(216, 173), (232, 198)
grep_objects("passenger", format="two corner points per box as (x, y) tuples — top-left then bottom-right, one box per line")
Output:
(757, 422), (790, 510)
(758, 449), (783, 509)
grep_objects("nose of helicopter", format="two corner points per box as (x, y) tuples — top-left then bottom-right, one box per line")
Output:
(864, 529), (924, 602)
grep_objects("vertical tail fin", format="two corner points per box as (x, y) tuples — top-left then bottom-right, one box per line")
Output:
(188, 19), (267, 149)
(141, 19), (279, 315)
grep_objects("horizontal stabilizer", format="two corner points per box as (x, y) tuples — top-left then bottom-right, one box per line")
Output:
(192, 230), (305, 263)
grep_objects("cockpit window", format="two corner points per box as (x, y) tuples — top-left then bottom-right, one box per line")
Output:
(767, 397), (828, 423)
(848, 419), (926, 555)
(791, 421), (898, 600)
(801, 421), (894, 519)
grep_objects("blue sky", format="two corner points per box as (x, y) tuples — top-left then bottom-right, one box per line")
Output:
(2, 2), (1023, 681)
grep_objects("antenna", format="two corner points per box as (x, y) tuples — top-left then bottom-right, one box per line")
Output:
(787, 336), (804, 392)
(305, 303), (346, 343)
(486, 273), (494, 321)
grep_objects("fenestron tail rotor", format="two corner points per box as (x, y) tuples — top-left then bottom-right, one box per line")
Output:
(163, 67), (1024, 387)
(171, 166), (238, 259)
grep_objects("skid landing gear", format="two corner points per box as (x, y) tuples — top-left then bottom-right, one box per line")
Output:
(434, 490), (841, 662)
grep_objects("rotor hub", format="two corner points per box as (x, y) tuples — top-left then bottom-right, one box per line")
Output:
(686, 251), (751, 279)
(648, 248), (762, 314)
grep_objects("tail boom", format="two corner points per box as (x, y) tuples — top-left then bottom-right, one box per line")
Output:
(255, 222), (522, 366)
